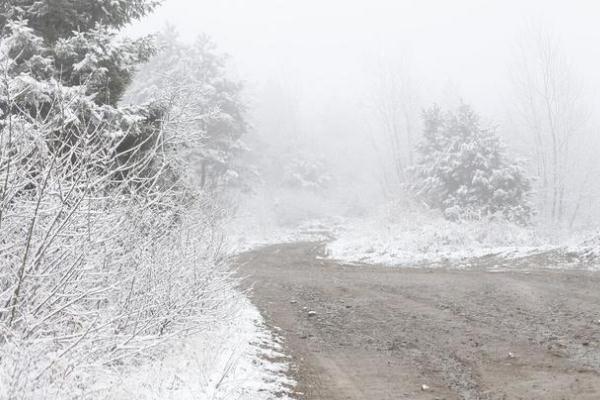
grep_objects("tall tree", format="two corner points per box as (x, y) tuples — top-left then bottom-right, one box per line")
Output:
(511, 26), (586, 224)
(124, 28), (247, 189)
(1, 0), (158, 105)
(368, 55), (421, 195)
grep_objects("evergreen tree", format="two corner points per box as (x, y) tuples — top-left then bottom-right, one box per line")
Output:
(1, 0), (158, 104)
(1, 0), (159, 41)
(124, 28), (247, 189)
(412, 104), (534, 224)
(0, 0), (161, 184)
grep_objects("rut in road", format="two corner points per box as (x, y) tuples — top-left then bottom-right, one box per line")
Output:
(237, 241), (600, 400)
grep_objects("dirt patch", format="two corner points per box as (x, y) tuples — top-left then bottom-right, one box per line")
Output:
(237, 242), (600, 400)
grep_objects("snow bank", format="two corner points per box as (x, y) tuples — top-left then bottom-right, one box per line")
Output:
(226, 191), (600, 271)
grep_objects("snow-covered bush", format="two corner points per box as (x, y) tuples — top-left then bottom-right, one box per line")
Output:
(411, 104), (534, 224)
(0, 198), (233, 398)
(0, 2), (246, 398)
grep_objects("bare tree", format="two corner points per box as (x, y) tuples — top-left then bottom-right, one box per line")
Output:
(511, 25), (587, 224)
(367, 55), (421, 196)
(0, 63), (234, 400)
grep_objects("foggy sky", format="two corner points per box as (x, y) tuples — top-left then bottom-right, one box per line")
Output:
(128, 0), (600, 115)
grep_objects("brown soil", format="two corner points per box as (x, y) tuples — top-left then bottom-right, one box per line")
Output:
(237, 241), (600, 400)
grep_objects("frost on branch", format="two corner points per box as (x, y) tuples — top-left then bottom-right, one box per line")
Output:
(0, 3), (237, 398)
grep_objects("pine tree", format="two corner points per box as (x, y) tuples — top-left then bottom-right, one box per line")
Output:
(0, 0), (162, 183)
(1, 0), (158, 104)
(1, 0), (159, 42)
(412, 104), (534, 225)
(124, 28), (247, 189)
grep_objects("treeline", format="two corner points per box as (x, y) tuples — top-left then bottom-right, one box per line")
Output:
(368, 30), (598, 229)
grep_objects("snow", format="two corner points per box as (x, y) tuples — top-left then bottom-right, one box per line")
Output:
(91, 292), (294, 400)
(564, 232), (600, 264)
(226, 216), (332, 254)
(326, 205), (600, 270)
(326, 214), (553, 267)
(226, 193), (600, 271)
(225, 189), (336, 253)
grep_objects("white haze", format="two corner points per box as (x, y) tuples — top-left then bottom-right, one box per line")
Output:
(128, 0), (600, 108)
(129, 0), (600, 220)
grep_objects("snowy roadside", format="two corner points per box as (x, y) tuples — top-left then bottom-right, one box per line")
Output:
(325, 211), (600, 270)
(227, 197), (599, 271)
(92, 288), (294, 400)
(325, 216), (555, 268)
(99, 215), (299, 400)
(77, 215), (299, 400)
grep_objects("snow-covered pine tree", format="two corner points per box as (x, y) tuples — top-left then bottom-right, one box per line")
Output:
(124, 27), (248, 190)
(0, 0), (162, 184)
(412, 104), (534, 225)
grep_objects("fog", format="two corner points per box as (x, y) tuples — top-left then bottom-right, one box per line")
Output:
(128, 0), (600, 108)
(5, 2), (600, 397)
(129, 0), (600, 225)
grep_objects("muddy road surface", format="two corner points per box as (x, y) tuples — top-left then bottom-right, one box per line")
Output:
(237, 242), (600, 400)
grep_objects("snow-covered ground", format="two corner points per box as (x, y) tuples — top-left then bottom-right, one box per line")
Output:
(91, 292), (294, 400)
(326, 203), (600, 269)
(228, 193), (599, 270)
(226, 216), (332, 253)
(225, 189), (338, 253)
(326, 214), (554, 267)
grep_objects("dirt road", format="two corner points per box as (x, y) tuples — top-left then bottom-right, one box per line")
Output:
(237, 241), (600, 400)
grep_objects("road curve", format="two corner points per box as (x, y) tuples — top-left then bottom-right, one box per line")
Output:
(237, 241), (600, 400)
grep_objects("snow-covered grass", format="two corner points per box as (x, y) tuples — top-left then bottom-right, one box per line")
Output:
(328, 213), (548, 267)
(564, 232), (600, 263)
(326, 201), (599, 268)
(90, 294), (294, 400)
(226, 188), (600, 272)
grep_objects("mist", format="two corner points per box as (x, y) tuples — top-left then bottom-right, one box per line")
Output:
(4, 1), (600, 398)
(128, 0), (600, 226)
